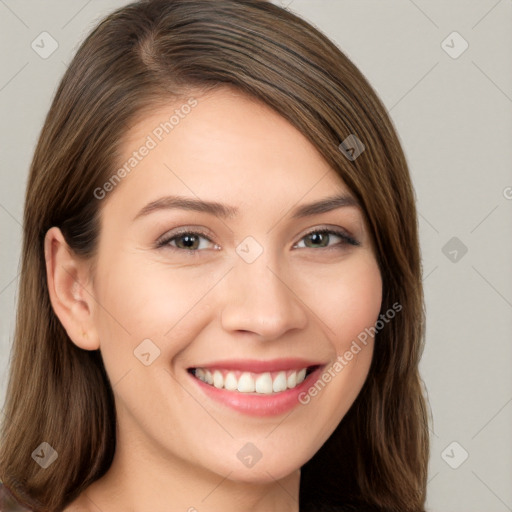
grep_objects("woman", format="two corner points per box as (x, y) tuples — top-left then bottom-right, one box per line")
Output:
(0, 0), (430, 510)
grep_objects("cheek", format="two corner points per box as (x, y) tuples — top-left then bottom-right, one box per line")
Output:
(291, 257), (382, 444)
(301, 253), (383, 348)
(91, 253), (220, 370)
(338, 258), (382, 346)
(94, 249), (382, 363)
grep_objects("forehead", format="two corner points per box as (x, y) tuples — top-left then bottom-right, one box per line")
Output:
(103, 87), (352, 218)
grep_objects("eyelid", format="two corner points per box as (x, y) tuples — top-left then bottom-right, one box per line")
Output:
(297, 225), (360, 247)
(155, 227), (216, 248)
(155, 224), (360, 253)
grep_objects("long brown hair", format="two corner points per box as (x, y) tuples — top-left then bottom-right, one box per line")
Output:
(0, 1), (430, 510)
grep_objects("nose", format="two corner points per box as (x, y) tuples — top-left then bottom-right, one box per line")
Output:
(220, 256), (308, 341)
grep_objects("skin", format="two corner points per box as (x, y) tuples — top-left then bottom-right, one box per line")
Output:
(46, 87), (382, 512)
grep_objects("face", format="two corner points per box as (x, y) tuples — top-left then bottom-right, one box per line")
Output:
(84, 87), (382, 483)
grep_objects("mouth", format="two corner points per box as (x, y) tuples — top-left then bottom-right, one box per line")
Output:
(188, 366), (319, 394)
(186, 359), (325, 417)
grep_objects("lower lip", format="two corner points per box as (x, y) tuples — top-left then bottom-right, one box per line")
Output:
(188, 366), (324, 417)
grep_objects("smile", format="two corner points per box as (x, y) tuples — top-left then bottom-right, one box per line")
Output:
(190, 367), (314, 394)
(187, 359), (324, 417)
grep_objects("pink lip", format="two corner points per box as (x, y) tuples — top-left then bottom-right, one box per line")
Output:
(187, 362), (325, 417)
(189, 358), (322, 373)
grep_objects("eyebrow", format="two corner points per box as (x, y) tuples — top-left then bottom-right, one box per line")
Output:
(133, 193), (360, 221)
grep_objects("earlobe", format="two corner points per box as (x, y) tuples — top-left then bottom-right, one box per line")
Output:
(44, 226), (100, 351)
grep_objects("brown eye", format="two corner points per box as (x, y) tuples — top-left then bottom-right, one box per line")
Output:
(174, 233), (201, 250)
(303, 231), (330, 248)
(295, 228), (359, 250)
(156, 230), (219, 253)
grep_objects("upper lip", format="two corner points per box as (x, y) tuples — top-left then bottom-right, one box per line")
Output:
(188, 358), (324, 373)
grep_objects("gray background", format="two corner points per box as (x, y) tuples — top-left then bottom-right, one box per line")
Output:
(1, 1), (511, 510)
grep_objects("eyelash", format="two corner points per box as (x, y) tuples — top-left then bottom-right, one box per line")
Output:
(155, 227), (360, 255)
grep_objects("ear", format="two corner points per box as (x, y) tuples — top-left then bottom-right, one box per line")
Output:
(44, 226), (100, 350)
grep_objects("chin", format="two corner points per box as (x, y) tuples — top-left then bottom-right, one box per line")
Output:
(206, 449), (306, 484)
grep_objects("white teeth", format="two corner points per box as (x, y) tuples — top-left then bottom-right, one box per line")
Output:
(272, 371), (287, 392)
(255, 372), (273, 394)
(237, 372), (255, 392)
(193, 367), (312, 394)
(213, 370), (224, 389)
(224, 372), (238, 391)
(287, 372), (296, 389)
